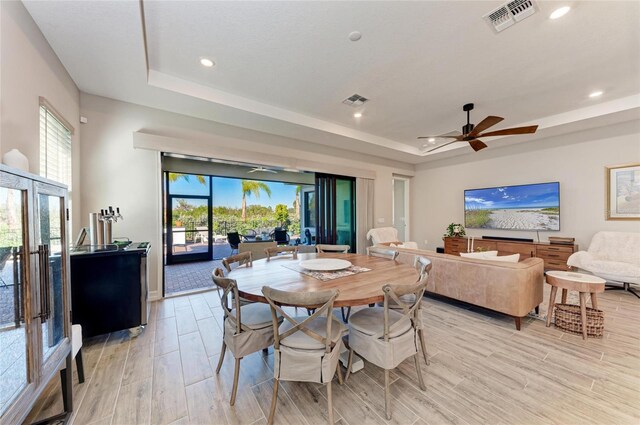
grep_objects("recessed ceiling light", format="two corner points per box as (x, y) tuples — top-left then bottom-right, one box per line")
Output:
(549, 6), (570, 20)
(353, 112), (363, 118)
(200, 58), (215, 67)
(589, 90), (604, 98)
(348, 31), (362, 42)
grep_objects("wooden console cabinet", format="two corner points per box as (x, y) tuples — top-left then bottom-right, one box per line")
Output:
(443, 237), (578, 271)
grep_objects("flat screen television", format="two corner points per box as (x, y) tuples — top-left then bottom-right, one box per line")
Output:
(464, 182), (560, 231)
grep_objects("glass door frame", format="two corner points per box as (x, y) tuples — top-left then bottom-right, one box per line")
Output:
(392, 176), (410, 242)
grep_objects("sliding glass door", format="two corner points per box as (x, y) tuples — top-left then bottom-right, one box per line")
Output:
(315, 174), (356, 251)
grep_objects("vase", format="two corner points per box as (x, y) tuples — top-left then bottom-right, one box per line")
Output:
(2, 149), (29, 172)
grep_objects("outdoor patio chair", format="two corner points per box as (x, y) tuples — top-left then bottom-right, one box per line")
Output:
(265, 245), (298, 260)
(227, 232), (242, 254)
(172, 228), (187, 252)
(316, 244), (350, 254)
(345, 279), (427, 420)
(272, 228), (290, 246)
(261, 286), (346, 425)
(212, 268), (282, 406)
(195, 226), (208, 244)
(304, 229), (316, 245)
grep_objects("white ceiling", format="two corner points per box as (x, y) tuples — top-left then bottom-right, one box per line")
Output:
(23, 0), (640, 164)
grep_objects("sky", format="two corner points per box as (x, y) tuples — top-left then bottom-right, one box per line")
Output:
(464, 183), (559, 210)
(169, 175), (304, 208)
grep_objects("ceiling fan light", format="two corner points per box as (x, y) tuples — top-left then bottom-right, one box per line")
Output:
(549, 6), (570, 20)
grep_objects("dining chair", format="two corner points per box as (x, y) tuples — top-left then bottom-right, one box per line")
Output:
(212, 268), (281, 406)
(265, 245), (298, 260)
(316, 244), (350, 253)
(379, 256), (432, 365)
(367, 246), (400, 260)
(261, 286), (346, 425)
(221, 252), (254, 304)
(345, 279), (427, 420)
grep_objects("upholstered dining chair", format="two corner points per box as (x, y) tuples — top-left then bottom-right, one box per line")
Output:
(345, 279), (427, 420)
(261, 286), (346, 425)
(212, 268), (281, 405)
(265, 245), (298, 260)
(221, 252), (254, 303)
(316, 244), (350, 253)
(367, 246), (400, 261)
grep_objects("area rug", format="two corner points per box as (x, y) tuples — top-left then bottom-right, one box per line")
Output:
(528, 280), (587, 322)
(281, 263), (371, 282)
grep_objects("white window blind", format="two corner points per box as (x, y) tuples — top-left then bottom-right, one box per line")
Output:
(39, 98), (73, 190)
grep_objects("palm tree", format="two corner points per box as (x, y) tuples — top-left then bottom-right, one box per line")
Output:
(241, 180), (272, 222)
(294, 186), (301, 219)
(168, 173), (207, 185)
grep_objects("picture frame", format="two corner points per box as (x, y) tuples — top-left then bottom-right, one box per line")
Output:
(605, 163), (640, 220)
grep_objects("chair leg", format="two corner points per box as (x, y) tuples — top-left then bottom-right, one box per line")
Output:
(268, 378), (279, 425)
(230, 358), (241, 406)
(414, 353), (426, 391)
(335, 361), (344, 385)
(384, 369), (391, 420)
(216, 341), (226, 373)
(76, 348), (85, 383)
(341, 307), (351, 323)
(327, 380), (334, 425)
(418, 329), (430, 366)
(344, 348), (354, 382)
(59, 368), (69, 412)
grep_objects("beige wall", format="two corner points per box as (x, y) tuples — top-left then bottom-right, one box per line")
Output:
(410, 119), (640, 252)
(79, 93), (414, 298)
(0, 1), (81, 229)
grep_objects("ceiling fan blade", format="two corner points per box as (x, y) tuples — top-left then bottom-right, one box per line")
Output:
(426, 140), (460, 153)
(468, 139), (488, 152)
(418, 136), (461, 140)
(477, 125), (538, 137)
(469, 116), (504, 137)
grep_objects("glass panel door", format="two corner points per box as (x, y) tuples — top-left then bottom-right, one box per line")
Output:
(0, 187), (29, 415)
(393, 178), (407, 241)
(166, 196), (211, 264)
(335, 178), (355, 249)
(36, 193), (65, 364)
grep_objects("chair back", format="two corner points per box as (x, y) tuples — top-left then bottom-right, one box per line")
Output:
(414, 256), (432, 283)
(265, 245), (298, 260)
(211, 268), (246, 334)
(379, 280), (427, 341)
(262, 286), (339, 353)
(227, 232), (241, 248)
(316, 244), (350, 254)
(367, 246), (399, 260)
(222, 251), (253, 273)
(273, 229), (289, 245)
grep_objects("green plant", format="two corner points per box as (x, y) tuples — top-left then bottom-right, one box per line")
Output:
(443, 223), (466, 238)
(275, 204), (290, 229)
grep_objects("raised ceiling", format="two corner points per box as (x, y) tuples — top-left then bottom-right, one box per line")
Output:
(23, 1), (640, 164)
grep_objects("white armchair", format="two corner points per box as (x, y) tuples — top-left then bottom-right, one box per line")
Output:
(366, 227), (419, 249)
(567, 231), (640, 298)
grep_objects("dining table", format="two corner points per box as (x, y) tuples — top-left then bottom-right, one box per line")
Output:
(228, 252), (419, 307)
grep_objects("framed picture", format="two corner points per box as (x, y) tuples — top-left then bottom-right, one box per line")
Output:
(606, 163), (640, 220)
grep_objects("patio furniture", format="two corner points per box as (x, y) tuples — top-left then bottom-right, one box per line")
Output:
(271, 228), (290, 246)
(545, 270), (606, 339)
(316, 244), (350, 254)
(243, 229), (257, 241)
(195, 226), (208, 243)
(227, 232), (242, 254)
(172, 227), (187, 252)
(265, 245), (298, 261)
(261, 286), (345, 425)
(304, 228), (315, 245)
(239, 241), (276, 261)
(345, 279), (427, 420)
(212, 268), (281, 405)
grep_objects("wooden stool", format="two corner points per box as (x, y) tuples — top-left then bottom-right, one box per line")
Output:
(545, 271), (606, 339)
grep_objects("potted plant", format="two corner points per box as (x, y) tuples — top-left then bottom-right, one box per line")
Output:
(443, 223), (466, 238)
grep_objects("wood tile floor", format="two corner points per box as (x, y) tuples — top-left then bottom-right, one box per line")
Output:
(25, 289), (640, 425)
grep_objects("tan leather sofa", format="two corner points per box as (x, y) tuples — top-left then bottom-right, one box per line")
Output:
(387, 247), (544, 330)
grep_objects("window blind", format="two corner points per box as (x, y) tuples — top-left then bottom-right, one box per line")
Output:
(39, 99), (72, 190)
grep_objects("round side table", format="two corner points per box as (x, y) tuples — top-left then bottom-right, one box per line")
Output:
(545, 271), (606, 339)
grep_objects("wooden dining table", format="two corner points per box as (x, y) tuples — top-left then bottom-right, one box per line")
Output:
(228, 252), (419, 307)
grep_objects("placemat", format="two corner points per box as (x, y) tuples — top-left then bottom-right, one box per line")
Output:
(281, 262), (372, 282)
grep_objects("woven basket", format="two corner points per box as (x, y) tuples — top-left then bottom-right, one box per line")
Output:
(554, 303), (604, 338)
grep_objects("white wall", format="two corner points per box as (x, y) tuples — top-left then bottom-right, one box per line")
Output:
(411, 120), (640, 252)
(0, 1), (81, 229)
(79, 93), (414, 298)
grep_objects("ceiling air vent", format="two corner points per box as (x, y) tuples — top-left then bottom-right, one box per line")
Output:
(342, 94), (368, 107)
(484, 0), (537, 33)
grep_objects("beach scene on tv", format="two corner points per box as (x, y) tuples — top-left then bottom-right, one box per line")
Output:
(464, 183), (560, 231)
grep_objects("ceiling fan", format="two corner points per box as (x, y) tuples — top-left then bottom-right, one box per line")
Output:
(248, 166), (278, 174)
(418, 103), (538, 153)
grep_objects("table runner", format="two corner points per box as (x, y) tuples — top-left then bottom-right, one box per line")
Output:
(281, 262), (372, 282)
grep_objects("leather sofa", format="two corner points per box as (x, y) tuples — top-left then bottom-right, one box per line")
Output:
(385, 246), (545, 330)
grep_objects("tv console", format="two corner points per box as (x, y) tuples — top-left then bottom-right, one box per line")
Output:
(482, 235), (534, 243)
(443, 237), (578, 271)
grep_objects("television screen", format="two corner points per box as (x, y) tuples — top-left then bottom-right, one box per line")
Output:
(464, 182), (560, 231)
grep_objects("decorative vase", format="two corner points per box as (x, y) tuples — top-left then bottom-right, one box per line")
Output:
(2, 149), (29, 172)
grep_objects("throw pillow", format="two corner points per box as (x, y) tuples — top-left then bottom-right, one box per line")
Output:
(460, 250), (499, 259)
(483, 253), (520, 263)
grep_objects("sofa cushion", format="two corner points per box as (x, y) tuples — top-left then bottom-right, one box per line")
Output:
(482, 253), (520, 263)
(460, 250), (498, 259)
